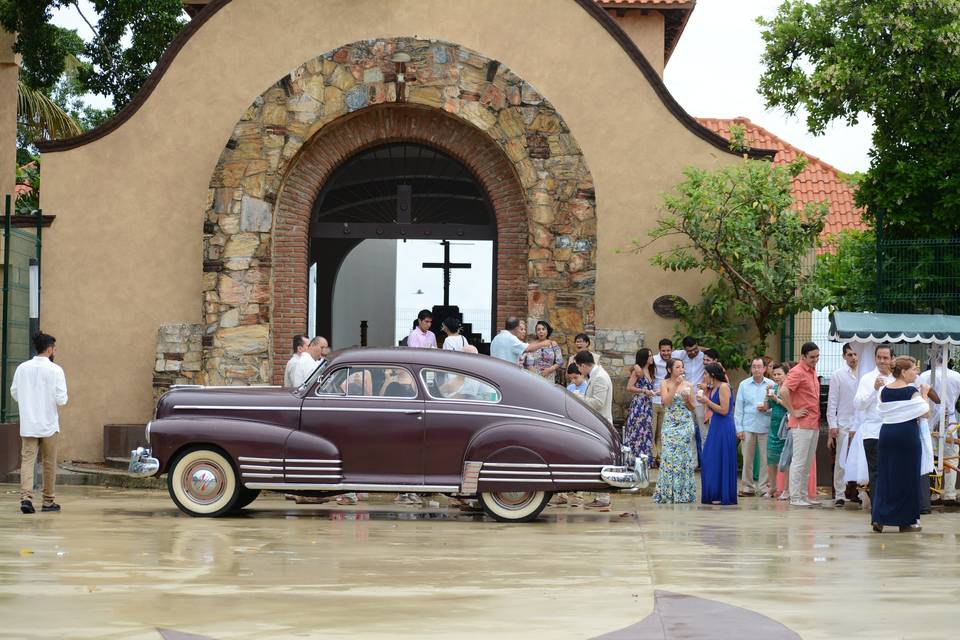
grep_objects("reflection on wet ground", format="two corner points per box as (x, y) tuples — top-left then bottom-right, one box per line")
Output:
(1, 486), (957, 639)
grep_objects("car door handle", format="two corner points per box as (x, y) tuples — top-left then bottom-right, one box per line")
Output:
(404, 410), (423, 415)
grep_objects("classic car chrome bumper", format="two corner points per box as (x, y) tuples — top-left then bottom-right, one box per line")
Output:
(601, 448), (650, 490)
(128, 447), (160, 477)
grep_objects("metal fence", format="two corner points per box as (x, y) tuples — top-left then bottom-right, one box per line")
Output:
(1, 198), (43, 421)
(875, 237), (960, 315)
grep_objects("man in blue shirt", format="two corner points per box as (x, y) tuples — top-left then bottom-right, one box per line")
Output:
(734, 357), (774, 497)
(490, 317), (551, 365)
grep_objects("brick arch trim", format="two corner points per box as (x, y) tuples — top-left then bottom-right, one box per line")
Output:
(271, 105), (528, 382)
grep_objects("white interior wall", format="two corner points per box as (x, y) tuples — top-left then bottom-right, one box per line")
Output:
(332, 240), (398, 348)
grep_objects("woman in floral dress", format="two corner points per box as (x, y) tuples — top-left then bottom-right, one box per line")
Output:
(624, 348), (656, 461)
(523, 320), (564, 381)
(652, 358), (698, 504)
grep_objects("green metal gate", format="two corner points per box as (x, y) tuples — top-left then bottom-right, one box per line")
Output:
(1, 195), (43, 421)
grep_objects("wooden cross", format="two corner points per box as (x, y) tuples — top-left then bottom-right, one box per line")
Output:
(422, 240), (471, 307)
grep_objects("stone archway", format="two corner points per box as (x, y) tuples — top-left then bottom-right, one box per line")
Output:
(202, 38), (597, 386)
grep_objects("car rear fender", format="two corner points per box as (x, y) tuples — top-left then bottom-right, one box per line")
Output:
(464, 423), (615, 467)
(149, 417), (290, 474)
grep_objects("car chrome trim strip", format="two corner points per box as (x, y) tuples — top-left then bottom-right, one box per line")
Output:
(174, 405), (300, 411)
(284, 474), (342, 479)
(302, 407), (420, 414)
(496, 404), (565, 419)
(549, 463), (607, 468)
(239, 464), (284, 471)
(477, 478), (556, 483)
(244, 483), (460, 492)
(550, 471), (605, 476)
(285, 459), (341, 464)
(241, 473), (285, 478)
(552, 479), (606, 483)
(481, 462), (548, 468)
(427, 410), (603, 441)
(479, 470), (551, 476)
(238, 457), (285, 463)
(284, 466), (341, 472)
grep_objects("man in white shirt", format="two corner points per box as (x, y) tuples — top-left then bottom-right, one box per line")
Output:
(293, 336), (329, 387)
(283, 334), (309, 387)
(651, 339), (672, 465)
(854, 345), (894, 503)
(919, 360), (960, 505)
(489, 317), (550, 365)
(827, 343), (859, 506)
(576, 351), (613, 510)
(12, 333), (68, 514)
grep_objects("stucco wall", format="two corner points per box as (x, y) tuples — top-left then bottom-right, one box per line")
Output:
(39, 0), (737, 460)
(609, 11), (665, 76)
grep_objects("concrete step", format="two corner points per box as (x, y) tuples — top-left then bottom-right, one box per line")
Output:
(3, 461), (165, 490)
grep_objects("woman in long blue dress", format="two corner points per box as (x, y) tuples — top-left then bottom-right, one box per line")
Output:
(698, 363), (738, 505)
(872, 355), (930, 533)
(624, 348), (656, 461)
(652, 358), (697, 504)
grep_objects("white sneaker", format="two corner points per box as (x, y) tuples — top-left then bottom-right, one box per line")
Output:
(803, 498), (821, 507)
(790, 499), (811, 507)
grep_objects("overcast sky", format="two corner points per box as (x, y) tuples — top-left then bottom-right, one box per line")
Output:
(665, 0), (873, 173)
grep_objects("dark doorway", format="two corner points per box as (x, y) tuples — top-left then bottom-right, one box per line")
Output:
(310, 142), (497, 347)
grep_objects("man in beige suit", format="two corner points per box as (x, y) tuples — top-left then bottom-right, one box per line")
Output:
(575, 351), (612, 510)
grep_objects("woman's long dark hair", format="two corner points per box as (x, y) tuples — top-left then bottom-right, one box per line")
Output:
(635, 348), (655, 377)
(704, 362), (727, 383)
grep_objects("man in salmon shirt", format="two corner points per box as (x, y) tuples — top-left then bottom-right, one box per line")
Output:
(780, 342), (822, 507)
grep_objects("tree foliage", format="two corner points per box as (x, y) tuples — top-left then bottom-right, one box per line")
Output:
(0, 0), (186, 109)
(637, 156), (828, 356)
(670, 281), (753, 371)
(758, 0), (960, 236)
(812, 230), (876, 312)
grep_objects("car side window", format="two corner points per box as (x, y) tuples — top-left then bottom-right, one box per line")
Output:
(316, 366), (418, 398)
(421, 368), (501, 403)
(315, 368), (349, 396)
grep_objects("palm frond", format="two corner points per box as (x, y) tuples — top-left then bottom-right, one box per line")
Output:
(17, 80), (82, 140)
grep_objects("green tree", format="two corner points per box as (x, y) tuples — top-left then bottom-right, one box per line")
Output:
(812, 229), (876, 312)
(669, 281), (752, 371)
(636, 155), (828, 357)
(757, 0), (960, 236)
(0, 0), (186, 109)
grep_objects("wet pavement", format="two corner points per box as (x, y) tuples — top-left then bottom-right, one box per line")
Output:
(1, 485), (957, 639)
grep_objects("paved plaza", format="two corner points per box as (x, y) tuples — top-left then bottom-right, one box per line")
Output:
(1, 486), (957, 639)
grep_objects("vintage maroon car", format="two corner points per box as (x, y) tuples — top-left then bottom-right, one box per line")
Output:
(129, 347), (647, 522)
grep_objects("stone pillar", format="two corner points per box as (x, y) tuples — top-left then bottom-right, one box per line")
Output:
(594, 328), (646, 426)
(0, 29), (18, 201)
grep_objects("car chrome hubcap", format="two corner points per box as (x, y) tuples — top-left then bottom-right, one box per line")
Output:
(492, 491), (535, 510)
(182, 461), (226, 505)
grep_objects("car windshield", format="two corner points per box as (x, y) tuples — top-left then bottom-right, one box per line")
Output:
(296, 358), (328, 393)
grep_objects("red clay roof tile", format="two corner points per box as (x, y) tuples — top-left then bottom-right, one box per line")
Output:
(695, 117), (867, 242)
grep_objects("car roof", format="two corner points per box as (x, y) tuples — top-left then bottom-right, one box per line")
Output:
(325, 347), (565, 412)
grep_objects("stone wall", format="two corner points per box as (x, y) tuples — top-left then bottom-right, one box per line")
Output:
(204, 38), (597, 385)
(594, 328), (646, 425)
(152, 323), (204, 404)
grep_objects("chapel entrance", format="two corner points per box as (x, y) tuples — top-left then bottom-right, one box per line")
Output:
(309, 142), (497, 349)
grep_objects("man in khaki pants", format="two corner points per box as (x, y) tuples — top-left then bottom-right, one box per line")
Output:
(12, 332), (68, 514)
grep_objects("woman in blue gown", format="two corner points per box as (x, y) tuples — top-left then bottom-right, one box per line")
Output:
(698, 363), (738, 505)
(872, 355), (930, 533)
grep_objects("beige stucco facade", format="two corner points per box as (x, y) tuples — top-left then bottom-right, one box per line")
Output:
(39, 0), (739, 461)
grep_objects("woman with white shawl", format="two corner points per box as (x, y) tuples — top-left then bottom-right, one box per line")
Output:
(872, 355), (932, 533)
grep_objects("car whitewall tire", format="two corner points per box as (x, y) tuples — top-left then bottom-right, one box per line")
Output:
(168, 447), (239, 517)
(478, 490), (551, 523)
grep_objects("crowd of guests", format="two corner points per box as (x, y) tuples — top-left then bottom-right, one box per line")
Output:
(284, 309), (959, 530)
